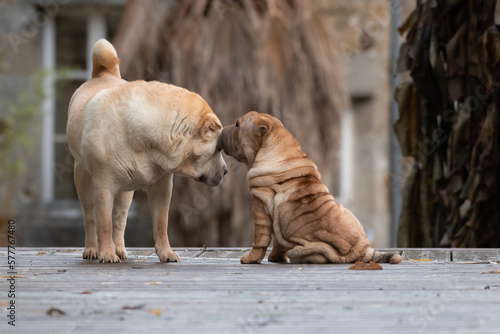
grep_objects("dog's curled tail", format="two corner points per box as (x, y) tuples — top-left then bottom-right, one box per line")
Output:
(91, 39), (120, 79)
(365, 247), (402, 264)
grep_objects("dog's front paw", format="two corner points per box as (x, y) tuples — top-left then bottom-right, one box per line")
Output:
(83, 247), (98, 259)
(241, 252), (262, 264)
(156, 248), (180, 263)
(98, 250), (121, 263)
(115, 247), (128, 260)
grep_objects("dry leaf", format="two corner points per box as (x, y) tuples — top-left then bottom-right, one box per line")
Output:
(349, 261), (383, 270)
(408, 259), (432, 262)
(145, 282), (162, 285)
(163, 273), (170, 275)
(123, 304), (146, 310)
(481, 270), (500, 274)
(2, 275), (25, 278)
(38, 251), (47, 255)
(47, 308), (65, 316)
(134, 260), (146, 262)
(148, 308), (162, 316)
(80, 291), (92, 294)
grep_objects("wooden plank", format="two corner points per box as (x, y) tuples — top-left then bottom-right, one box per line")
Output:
(2, 248), (500, 334)
(402, 249), (451, 262)
(198, 249), (250, 259)
(452, 249), (500, 263)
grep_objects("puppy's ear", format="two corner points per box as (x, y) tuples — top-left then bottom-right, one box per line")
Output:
(199, 114), (222, 140)
(253, 117), (269, 133)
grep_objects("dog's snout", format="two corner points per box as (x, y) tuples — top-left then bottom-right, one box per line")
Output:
(221, 126), (232, 154)
(223, 167), (228, 175)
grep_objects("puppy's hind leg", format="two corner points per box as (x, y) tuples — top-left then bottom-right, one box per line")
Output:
(287, 241), (345, 264)
(289, 253), (328, 264)
(112, 191), (134, 259)
(267, 238), (288, 263)
(74, 163), (97, 260)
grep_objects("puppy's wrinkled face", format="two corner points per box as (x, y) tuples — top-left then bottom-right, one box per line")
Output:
(222, 111), (279, 167)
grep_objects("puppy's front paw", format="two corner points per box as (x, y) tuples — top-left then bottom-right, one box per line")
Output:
(115, 247), (128, 260)
(156, 248), (180, 263)
(241, 252), (262, 264)
(83, 247), (98, 259)
(98, 250), (121, 263)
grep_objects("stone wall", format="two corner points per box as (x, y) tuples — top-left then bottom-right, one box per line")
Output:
(317, 0), (415, 247)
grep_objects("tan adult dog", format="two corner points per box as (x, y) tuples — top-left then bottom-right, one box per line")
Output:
(222, 111), (402, 264)
(67, 39), (227, 263)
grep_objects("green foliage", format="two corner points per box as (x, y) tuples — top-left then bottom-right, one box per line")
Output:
(0, 69), (45, 216)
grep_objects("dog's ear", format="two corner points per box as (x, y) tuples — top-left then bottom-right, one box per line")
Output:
(253, 117), (269, 134)
(199, 114), (222, 140)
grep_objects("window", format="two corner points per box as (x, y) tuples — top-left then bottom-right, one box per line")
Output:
(41, 6), (123, 202)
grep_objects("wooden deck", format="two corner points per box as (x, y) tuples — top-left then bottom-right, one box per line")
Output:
(1, 248), (500, 333)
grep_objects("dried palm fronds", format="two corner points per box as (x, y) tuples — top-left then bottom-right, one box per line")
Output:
(395, 0), (500, 247)
(113, 0), (348, 246)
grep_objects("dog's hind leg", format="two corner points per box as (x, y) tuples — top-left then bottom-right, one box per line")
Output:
(93, 179), (120, 263)
(112, 191), (134, 259)
(75, 163), (98, 260)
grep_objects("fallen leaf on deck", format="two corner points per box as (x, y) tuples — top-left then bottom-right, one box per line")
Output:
(134, 260), (146, 262)
(349, 261), (383, 270)
(2, 275), (25, 278)
(47, 308), (66, 316)
(163, 273), (170, 275)
(123, 304), (146, 310)
(408, 259), (432, 262)
(0, 302), (9, 306)
(148, 308), (162, 316)
(38, 251), (47, 255)
(80, 291), (92, 294)
(145, 282), (162, 285)
(481, 270), (500, 274)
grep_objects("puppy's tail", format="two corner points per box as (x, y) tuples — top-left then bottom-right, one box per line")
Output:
(365, 247), (402, 264)
(91, 39), (120, 79)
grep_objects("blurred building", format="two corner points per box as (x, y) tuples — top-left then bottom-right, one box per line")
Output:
(0, 0), (414, 248)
